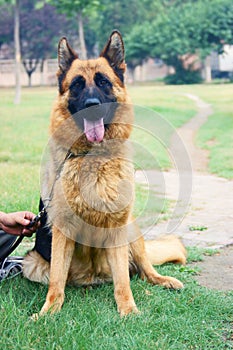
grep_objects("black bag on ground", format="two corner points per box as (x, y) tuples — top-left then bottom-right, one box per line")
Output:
(0, 198), (52, 281)
(0, 230), (24, 263)
(0, 231), (24, 281)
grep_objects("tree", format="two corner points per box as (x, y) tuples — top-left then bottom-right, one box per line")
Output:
(125, 0), (233, 83)
(20, 1), (69, 86)
(0, 0), (77, 86)
(0, 0), (21, 103)
(0, 5), (13, 48)
(45, 0), (101, 59)
(90, 0), (164, 54)
(14, 0), (21, 103)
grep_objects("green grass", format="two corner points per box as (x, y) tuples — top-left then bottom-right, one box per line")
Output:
(129, 85), (196, 169)
(0, 163), (39, 213)
(0, 87), (53, 164)
(186, 246), (220, 263)
(0, 263), (232, 350)
(134, 184), (171, 228)
(171, 84), (233, 179)
(0, 87), (55, 213)
(195, 84), (233, 179)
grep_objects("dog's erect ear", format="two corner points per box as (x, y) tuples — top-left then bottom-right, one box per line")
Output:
(100, 30), (126, 81)
(58, 37), (78, 72)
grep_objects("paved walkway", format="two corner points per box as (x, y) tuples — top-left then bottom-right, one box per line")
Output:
(137, 169), (233, 249)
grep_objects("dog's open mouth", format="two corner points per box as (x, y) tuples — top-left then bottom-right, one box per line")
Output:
(83, 117), (105, 143)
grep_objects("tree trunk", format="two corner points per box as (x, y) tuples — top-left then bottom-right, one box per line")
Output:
(22, 59), (39, 87)
(204, 56), (212, 83)
(77, 12), (87, 59)
(40, 59), (45, 86)
(28, 73), (32, 87)
(14, 0), (21, 104)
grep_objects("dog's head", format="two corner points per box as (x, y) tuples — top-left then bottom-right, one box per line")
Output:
(55, 30), (132, 144)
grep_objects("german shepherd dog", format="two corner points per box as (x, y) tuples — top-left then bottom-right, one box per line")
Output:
(23, 31), (186, 317)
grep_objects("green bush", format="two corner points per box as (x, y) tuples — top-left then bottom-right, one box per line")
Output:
(164, 69), (203, 85)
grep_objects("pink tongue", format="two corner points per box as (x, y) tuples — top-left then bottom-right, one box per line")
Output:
(83, 118), (105, 143)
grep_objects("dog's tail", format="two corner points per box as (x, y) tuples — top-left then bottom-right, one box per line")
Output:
(144, 235), (187, 265)
(23, 250), (50, 284)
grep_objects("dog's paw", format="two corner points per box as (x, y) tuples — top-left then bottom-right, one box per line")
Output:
(30, 300), (63, 321)
(118, 303), (139, 317)
(30, 313), (40, 322)
(39, 300), (63, 315)
(160, 276), (184, 290)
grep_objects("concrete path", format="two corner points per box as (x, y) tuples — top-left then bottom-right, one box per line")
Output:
(137, 169), (233, 249)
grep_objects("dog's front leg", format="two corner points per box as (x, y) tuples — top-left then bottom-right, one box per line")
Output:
(39, 226), (75, 315)
(106, 245), (138, 316)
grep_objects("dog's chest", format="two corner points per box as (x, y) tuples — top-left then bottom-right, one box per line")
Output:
(61, 155), (134, 224)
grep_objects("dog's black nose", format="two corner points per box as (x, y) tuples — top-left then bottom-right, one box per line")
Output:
(84, 98), (101, 108)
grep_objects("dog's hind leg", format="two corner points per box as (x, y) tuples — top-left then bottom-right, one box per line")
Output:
(130, 232), (184, 289)
(23, 250), (50, 284)
(39, 226), (75, 315)
(106, 245), (139, 316)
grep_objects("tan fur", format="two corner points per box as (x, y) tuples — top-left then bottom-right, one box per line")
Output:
(23, 235), (186, 287)
(23, 250), (50, 284)
(23, 32), (186, 317)
(144, 235), (187, 265)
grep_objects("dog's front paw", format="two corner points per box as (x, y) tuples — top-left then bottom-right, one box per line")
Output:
(30, 297), (63, 321)
(40, 298), (63, 315)
(30, 313), (40, 322)
(118, 303), (139, 317)
(35, 292), (65, 318)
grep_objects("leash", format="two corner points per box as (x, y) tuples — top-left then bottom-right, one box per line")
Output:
(27, 150), (75, 228)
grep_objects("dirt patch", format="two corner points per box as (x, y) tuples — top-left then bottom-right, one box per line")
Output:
(193, 246), (233, 291)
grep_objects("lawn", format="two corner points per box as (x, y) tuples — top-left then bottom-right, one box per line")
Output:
(0, 254), (232, 350)
(0, 85), (233, 349)
(191, 84), (233, 179)
(0, 87), (55, 214)
(164, 83), (233, 179)
(129, 85), (196, 170)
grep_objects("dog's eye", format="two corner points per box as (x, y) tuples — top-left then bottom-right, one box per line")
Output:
(70, 76), (85, 90)
(98, 79), (108, 87)
(74, 81), (81, 87)
(94, 73), (112, 89)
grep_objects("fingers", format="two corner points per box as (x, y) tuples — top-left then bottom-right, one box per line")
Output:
(15, 211), (39, 231)
(0, 211), (39, 236)
(22, 228), (34, 237)
(23, 211), (37, 221)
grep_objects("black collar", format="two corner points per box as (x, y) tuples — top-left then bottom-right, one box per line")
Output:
(66, 149), (110, 159)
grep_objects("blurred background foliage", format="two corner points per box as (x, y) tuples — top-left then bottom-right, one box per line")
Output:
(0, 0), (233, 84)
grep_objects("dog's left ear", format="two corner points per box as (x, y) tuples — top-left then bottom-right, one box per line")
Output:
(100, 30), (126, 81)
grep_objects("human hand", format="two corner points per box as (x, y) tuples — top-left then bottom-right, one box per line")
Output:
(0, 211), (39, 236)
